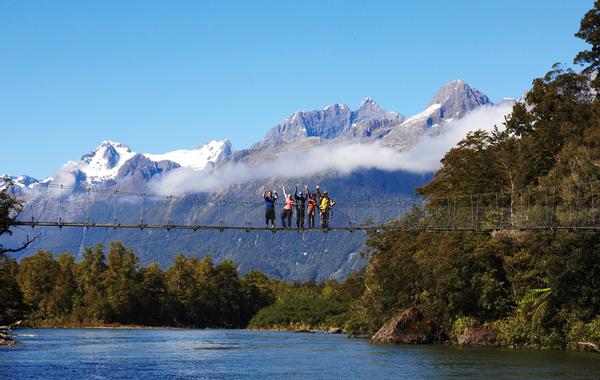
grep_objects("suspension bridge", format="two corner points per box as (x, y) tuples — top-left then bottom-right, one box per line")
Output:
(7, 183), (600, 233)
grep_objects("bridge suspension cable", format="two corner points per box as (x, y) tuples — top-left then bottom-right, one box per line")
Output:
(7, 182), (600, 232)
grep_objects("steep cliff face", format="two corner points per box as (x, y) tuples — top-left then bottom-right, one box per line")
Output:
(381, 80), (491, 149)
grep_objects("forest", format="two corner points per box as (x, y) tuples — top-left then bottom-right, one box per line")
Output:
(0, 243), (276, 328)
(2, 1), (600, 351)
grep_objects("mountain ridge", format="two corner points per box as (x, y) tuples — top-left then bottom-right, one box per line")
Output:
(4, 79), (504, 282)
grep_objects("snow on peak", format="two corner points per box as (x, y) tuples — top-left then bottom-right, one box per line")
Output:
(362, 97), (375, 104)
(402, 103), (441, 125)
(78, 140), (136, 183)
(1, 175), (39, 188)
(143, 139), (231, 171)
(98, 140), (131, 150)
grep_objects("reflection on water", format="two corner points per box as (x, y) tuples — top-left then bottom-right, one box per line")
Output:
(1, 329), (600, 379)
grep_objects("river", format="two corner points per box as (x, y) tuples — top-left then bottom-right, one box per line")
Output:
(1, 329), (600, 379)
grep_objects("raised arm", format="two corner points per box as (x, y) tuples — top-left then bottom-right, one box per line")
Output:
(294, 185), (298, 199)
(282, 186), (288, 198)
(316, 184), (323, 200)
(306, 185), (312, 199)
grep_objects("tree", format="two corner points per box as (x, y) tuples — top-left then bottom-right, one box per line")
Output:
(0, 180), (37, 254)
(575, 0), (600, 91)
(0, 254), (24, 325)
(0, 180), (38, 324)
(240, 270), (275, 325)
(76, 244), (109, 321)
(104, 241), (142, 323)
(16, 251), (58, 320)
(214, 260), (242, 327)
(138, 262), (171, 326)
(165, 252), (201, 326)
(50, 253), (77, 317)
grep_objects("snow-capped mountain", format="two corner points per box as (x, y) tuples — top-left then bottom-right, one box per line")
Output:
(8, 79), (490, 190)
(78, 140), (136, 184)
(381, 80), (491, 148)
(251, 97), (405, 152)
(4, 79), (507, 282)
(3, 175), (40, 188)
(33, 139), (233, 188)
(249, 80), (491, 156)
(144, 140), (232, 171)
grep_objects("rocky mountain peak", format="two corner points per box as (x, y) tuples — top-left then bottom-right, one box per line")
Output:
(428, 80), (491, 119)
(357, 97), (383, 113)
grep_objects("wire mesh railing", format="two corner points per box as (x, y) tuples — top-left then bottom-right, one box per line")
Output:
(8, 182), (600, 232)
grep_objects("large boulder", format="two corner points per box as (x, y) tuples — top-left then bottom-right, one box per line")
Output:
(457, 327), (498, 347)
(0, 331), (18, 346)
(371, 306), (431, 344)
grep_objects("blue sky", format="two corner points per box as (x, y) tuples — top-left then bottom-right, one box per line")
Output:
(0, 0), (593, 179)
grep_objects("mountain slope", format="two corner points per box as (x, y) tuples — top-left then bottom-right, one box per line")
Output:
(381, 80), (491, 149)
(5, 79), (498, 281)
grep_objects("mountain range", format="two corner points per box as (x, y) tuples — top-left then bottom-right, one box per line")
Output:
(4, 80), (510, 281)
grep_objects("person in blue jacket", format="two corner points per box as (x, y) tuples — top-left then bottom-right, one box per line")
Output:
(263, 190), (278, 229)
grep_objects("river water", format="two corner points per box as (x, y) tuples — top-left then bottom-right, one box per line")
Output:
(1, 329), (600, 379)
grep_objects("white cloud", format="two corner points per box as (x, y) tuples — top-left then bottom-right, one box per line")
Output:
(150, 103), (514, 195)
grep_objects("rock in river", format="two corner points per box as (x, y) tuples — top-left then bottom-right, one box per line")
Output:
(371, 306), (431, 344)
(456, 327), (498, 347)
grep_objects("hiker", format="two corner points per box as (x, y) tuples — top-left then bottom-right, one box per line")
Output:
(281, 186), (295, 229)
(263, 190), (278, 229)
(294, 185), (308, 230)
(317, 184), (335, 230)
(306, 187), (318, 229)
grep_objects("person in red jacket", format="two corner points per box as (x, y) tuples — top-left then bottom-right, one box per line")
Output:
(281, 186), (295, 229)
(306, 186), (318, 229)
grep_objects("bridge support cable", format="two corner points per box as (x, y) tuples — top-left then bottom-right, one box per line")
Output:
(8, 182), (600, 232)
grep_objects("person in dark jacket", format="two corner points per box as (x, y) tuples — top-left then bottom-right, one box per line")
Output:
(263, 190), (278, 229)
(306, 187), (318, 229)
(294, 185), (308, 230)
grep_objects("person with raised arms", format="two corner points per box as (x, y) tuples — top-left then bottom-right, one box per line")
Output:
(281, 186), (295, 229)
(316, 184), (335, 231)
(263, 189), (278, 230)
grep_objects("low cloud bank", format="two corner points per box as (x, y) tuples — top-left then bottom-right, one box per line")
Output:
(150, 103), (514, 195)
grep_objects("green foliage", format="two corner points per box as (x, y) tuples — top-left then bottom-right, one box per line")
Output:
(575, 0), (600, 90)
(0, 254), (24, 325)
(494, 288), (565, 349)
(0, 182), (30, 324)
(452, 316), (478, 341)
(567, 315), (600, 350)
(7, 243), (283, 328)
(248, 278), (361, 330)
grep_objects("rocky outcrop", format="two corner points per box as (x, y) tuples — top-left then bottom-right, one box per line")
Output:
(371, 306), (431, 344)
(0, 331), (17, 346)
(0, 321), (21, 346)
(327, 327), (343, 334)
(578, 341), (600, 353)
(456, 327), (498, 347)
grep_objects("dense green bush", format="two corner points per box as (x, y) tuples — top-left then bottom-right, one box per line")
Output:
(249, 282), (355, 330)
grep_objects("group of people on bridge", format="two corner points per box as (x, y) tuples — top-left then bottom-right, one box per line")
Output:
(263, 185), (335, 232)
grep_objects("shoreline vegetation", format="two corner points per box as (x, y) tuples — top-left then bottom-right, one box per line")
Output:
(4, 1), (600, 354)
